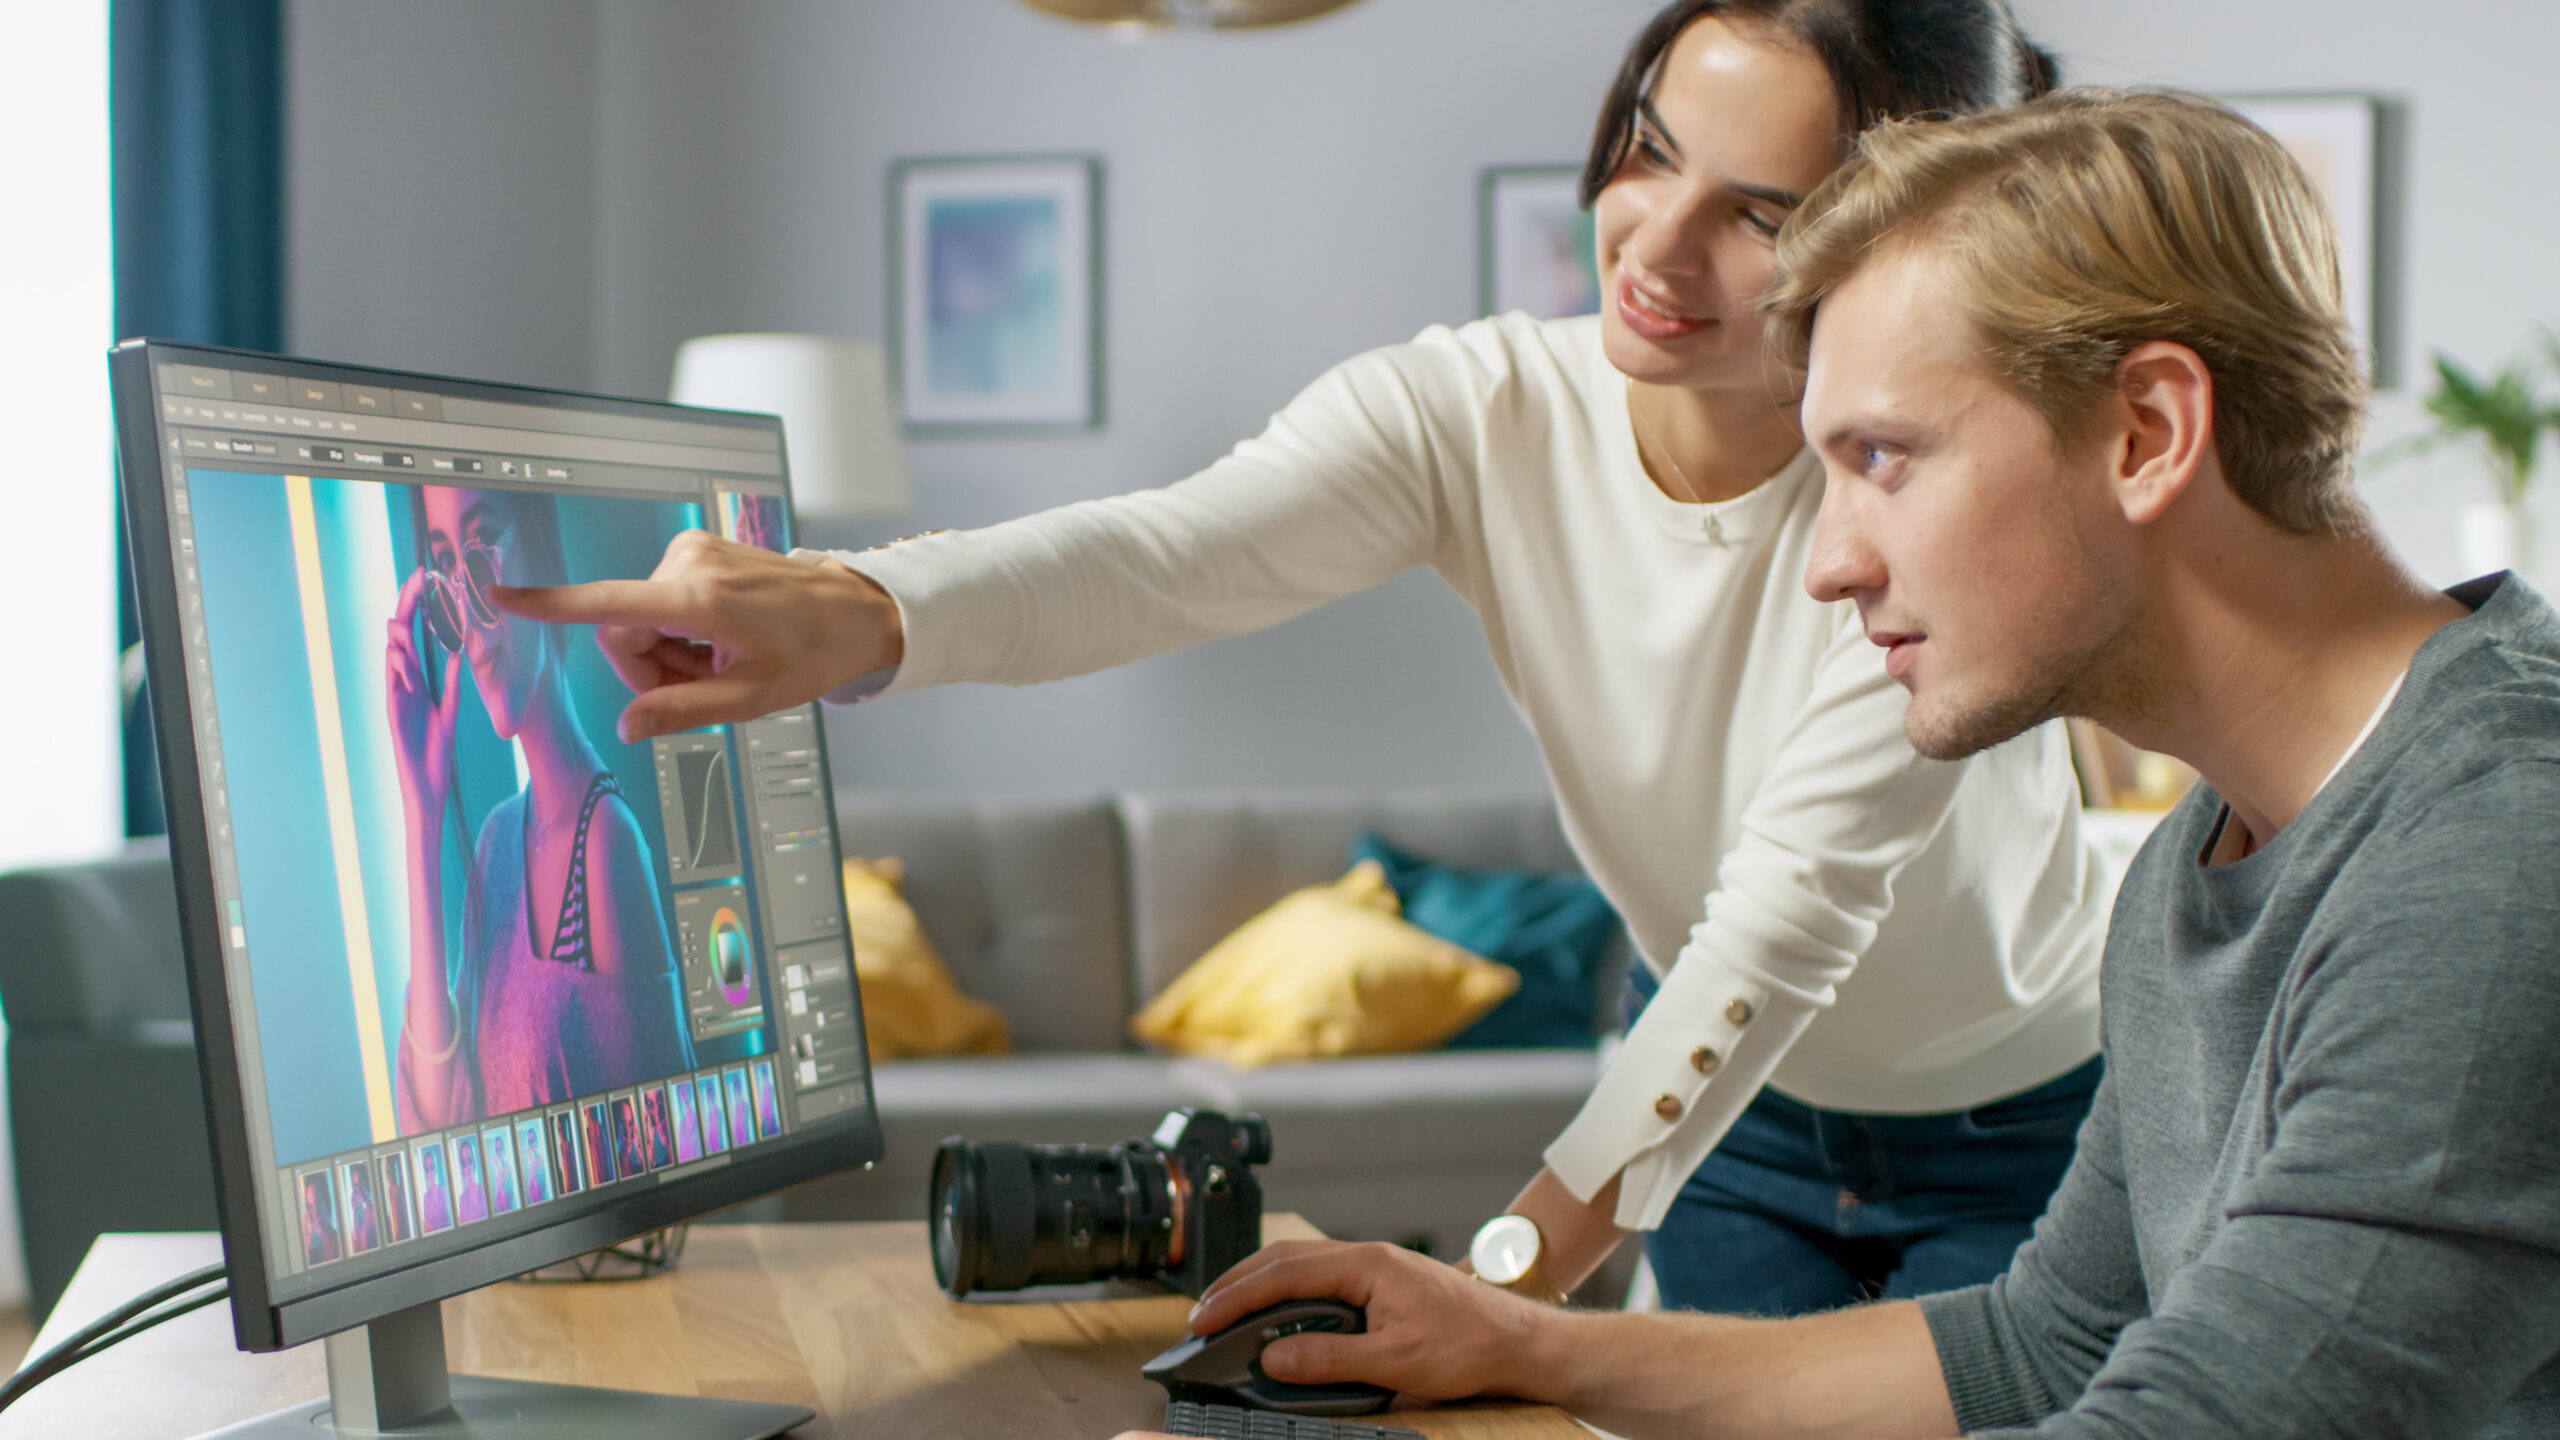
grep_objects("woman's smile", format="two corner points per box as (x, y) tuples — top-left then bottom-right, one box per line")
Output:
(1616, 271), (1715, 342)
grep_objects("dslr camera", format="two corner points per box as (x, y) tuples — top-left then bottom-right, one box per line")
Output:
(929, 1108), (1272, 1299)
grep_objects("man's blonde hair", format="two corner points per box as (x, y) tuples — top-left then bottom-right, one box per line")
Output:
(1767, 88), (2367, 535)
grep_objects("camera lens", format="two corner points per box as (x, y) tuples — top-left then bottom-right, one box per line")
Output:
(928, 1137), (1180, 1298)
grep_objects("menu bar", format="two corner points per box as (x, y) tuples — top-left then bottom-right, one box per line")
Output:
(157, 393), (778, 478)
(155, 363), (780, 473)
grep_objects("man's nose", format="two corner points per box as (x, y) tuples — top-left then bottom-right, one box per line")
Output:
(1804, 478), (1882, 603)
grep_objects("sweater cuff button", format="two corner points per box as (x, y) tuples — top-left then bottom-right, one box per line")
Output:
(1725, 998), (1754, 1025)
(1689, 1046), (1721, 1075)
(1653, 1094), (1683, 1122)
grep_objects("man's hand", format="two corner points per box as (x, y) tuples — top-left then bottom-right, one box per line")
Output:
(1187, 1241), (1560, 1406)
(1188, 1240), (1959, 1440)
(492, 531), (902, 741)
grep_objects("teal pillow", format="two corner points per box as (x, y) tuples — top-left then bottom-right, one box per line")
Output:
(1348, 832), (1621, 1049)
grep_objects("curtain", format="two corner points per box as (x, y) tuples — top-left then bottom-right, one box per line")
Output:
(110, 0), (285, 836)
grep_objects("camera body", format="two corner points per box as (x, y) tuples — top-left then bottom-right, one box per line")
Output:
(930, 1108), (1274, 1299)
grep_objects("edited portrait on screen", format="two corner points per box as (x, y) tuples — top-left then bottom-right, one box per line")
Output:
(179, 468), (788, 1188)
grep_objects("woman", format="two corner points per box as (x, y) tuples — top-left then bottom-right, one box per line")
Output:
(386, 485), (697, 1134)
(512, 0), (2104, 1316)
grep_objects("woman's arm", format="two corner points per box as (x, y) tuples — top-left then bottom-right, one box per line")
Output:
(387, 569), (466, 1130)
(1548, 611), (2083, 1230)
(502, 332), (1484, 734)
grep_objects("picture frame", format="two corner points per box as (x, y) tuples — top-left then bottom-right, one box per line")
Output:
(2223, 94), (2384, 380)
(1478, 164), (1601, 321)
(890, 154), (1103, 431)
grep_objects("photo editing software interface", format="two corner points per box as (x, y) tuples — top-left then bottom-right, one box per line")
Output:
(143, 357), (871, 1294)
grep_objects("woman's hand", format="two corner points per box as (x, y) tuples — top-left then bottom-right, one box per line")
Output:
(492, 531), (903, 741)
(386, 567), (461, 832)
(1186, 1240), (1561, 1406)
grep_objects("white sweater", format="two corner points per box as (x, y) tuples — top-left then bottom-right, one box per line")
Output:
(836, 314), (2107, 1229)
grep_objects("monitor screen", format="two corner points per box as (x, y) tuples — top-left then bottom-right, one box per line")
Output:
(111, 341), (882, 1349)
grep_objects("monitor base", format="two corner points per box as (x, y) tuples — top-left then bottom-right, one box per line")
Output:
(200, 1374), (815, 1439)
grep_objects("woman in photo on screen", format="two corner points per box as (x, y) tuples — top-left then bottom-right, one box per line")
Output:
(386, 485), (696, 1135)
(508, 0), (2111, 1316)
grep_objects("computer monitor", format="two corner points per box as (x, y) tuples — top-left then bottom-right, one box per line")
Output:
(109, 339), (882, 1439)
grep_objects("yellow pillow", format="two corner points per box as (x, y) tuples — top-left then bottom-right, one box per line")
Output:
(1129, 860), (1519, 1067)
(843, 857), (1011, 1062)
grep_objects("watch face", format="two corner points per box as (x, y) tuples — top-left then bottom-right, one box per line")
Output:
(1471, 1213), (1542, 1286)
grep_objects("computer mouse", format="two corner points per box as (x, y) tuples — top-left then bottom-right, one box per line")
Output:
(1140, 1297), (1396, 1417)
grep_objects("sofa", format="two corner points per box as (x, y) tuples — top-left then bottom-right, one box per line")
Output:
(0, 790), (1625, 1319)
(741, 789), (1622, 1271)
(0, 842), (217, 1320)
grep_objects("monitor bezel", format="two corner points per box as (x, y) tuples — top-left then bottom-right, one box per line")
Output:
(109, 338), (885, 1351)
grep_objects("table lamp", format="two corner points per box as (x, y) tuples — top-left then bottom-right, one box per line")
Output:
(671, 333), (910, 520)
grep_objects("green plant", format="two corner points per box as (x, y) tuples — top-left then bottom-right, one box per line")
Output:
(2381, 332), (2560, 508)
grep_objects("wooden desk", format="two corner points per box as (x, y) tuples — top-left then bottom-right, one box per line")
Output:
(4, 1224), (1585, 1439)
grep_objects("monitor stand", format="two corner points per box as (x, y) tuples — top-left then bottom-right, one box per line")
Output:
(202, 1299), (814, 1439)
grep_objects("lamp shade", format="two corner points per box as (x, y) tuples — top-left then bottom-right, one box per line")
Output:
(671, 333), (910, 520)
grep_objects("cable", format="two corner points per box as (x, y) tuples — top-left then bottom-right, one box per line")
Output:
(0, 1263), (229, 1416)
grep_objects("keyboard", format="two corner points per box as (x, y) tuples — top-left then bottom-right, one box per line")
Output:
(1160, 1400), (1424, 1439)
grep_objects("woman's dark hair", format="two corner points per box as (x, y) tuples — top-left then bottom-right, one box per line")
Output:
(1578, 0), (2059, 206)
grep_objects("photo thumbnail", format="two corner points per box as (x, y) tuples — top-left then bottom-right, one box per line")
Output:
(339, 1159), (383, 1256)
(669, 1080), (703, 1166)
(412, 1138), (456, 1235)
(378, 1150), (416, 1244)
(517, 1117), (556, 1206)
(724, 1069), (753, 1150)
(299, 1169), (343, 1267)
(482, 1124), (522, 1216)
(695, 1074), (729, 1156)
(450, 1132), (489, 1225)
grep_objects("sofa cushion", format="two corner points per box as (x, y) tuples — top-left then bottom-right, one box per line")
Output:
(1129, 860), (1518, 1065)
(842, 857), (1011, 1061)
(1120, 792), (1584, 1007)
(1350, 832), (1621, 1049)
(832, 793), (1128, 1053)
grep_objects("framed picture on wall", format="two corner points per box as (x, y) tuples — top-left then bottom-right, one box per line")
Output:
(1479, 165), (1601, 321)
(890, 154), (1103, 431)
(2224, 94), (2383, 379)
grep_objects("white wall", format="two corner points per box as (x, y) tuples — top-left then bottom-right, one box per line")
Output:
(288, 0), (600, 392)
(2014, 0), (2560, 585)
(290, 0), (2560, 796)
(0, 0), (119, 1313)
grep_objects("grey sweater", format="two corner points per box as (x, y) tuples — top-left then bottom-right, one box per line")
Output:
(1920, 573), (2560, 1438)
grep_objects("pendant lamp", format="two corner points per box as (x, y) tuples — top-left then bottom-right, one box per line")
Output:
(1019, 0), (1366, 32)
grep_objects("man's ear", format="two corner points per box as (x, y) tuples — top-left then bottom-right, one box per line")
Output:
(2109, 341), (2214, 526)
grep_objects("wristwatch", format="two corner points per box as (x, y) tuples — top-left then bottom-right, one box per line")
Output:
(1468, 1214), (1565, 1304)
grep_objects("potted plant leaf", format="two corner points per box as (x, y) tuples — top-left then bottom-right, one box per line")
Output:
(2379, 333), (2560, 582)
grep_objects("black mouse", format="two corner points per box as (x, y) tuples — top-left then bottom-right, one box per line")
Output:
(1140, 1297), (1396, 1417)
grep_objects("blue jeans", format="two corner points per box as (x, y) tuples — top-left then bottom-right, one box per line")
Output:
(1625, 965), (2099, 1316)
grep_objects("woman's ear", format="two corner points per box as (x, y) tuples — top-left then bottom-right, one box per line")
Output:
(2109, 340), (2215, 526)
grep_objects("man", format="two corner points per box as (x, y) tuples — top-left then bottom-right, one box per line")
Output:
(1124, 89), (2560, 1439)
